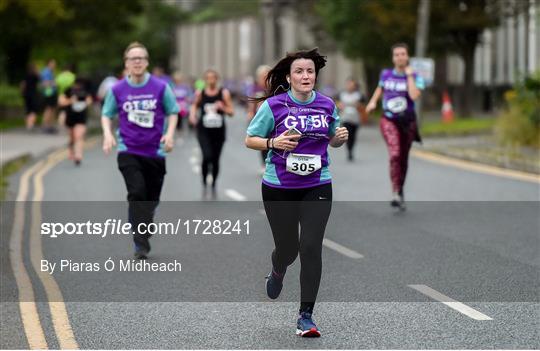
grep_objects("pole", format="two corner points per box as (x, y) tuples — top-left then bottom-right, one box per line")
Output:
(414, 0), (431, 123)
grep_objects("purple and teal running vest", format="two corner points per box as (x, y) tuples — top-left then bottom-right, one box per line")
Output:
(265, 91), (337, 189)
(112, 76), (168, 158)
(379, 69), (421, 120)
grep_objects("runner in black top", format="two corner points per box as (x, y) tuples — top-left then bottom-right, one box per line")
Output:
(21, 63), (40, 131)
(189, 69), (234, 199)
(58, 78), (93, 165)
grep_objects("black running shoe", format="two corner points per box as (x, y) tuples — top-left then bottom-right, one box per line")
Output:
(265, 269), (285, 299)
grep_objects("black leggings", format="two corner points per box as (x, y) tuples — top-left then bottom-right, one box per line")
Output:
(118, 153), (166, 250)
(262, 183), (332, 313)
(343, 122), (359, 156)
(197, 129), (225, 187)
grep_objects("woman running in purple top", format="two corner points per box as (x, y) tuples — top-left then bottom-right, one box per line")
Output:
(246, 48), (348, 337)
(366, 43), (425, 210)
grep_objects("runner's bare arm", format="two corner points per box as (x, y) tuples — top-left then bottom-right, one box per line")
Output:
(222, 89), (234, 116)
(329, 127), (348, 147)
(101, 116), (116, 155)
(189, 90), (202, 126)
(405, 67), (421, 100)
(366, 87), (383, 113)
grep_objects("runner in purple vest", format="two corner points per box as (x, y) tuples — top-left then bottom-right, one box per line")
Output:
(246, 48), (348, 337)
(172, 70), (193, 133)
(366, 43), (425, 210)
(101, 42), (178, 259)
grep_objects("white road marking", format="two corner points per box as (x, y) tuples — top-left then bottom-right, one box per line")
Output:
(225, 189), (247, 201)
(322, 238), (364, 259)
(192, 165), (200, 174)
(189, 156), (199, 165)
(408, 284), (493, 320)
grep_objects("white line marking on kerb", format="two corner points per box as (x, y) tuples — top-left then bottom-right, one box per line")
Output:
(323, 238), (364, 259)
(408, 284), (493, 320)
(225, 189), (247, 201)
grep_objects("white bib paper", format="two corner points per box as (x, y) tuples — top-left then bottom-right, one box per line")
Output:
(128, 110), (155, 128)
(386, 96), (408, 113)
(286, 153), (321, 176)
(202, 113), (223, 128)
(72, 101), (87, 113)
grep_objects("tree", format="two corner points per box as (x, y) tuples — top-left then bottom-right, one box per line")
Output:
(127, 1), (186, 72)
(429, 0), (496, 116)
(0, 0), (145, 82)
(0, 0), (68, 82)
(315, 0), (418, 93)
(316, 0), (530, 116)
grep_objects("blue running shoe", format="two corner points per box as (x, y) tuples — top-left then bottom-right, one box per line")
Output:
(134, 244), (148, 260)
(265, 269), (284, 299)
(296, 311), (321, 337)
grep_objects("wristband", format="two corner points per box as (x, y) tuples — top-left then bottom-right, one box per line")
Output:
(270, 138), (275, 149)
(266, 138), (270, 150)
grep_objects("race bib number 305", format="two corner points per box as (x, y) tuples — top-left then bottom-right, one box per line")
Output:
(286, 153), (321, 176)
(128, 110), (155, 128)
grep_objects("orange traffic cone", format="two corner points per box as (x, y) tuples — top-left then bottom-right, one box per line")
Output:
(442, 90), (454, 123)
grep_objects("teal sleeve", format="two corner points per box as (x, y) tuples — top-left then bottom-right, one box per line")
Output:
(247, 100), (275, 137)
(415, 75), (425, 90)
(378, 70), (384, 88)
(328, 106), (340, 136)
(163, 85), (180, 115)
(101, 89), (118, 118)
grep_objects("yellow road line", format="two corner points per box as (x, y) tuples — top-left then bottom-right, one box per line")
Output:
(31, 149), (79, 349)
(412, 149), (540, 184)
(9, 160), (48, 349)
(9, 137), (98, 349)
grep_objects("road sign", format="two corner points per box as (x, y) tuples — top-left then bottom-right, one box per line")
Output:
(410, 57), (435, 87)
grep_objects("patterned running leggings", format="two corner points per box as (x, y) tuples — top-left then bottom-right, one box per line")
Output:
(379, 117), (417, 194)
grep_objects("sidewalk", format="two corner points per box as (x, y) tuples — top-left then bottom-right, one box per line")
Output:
(0, 129), (69, 167)
(421, 135), (540, 174)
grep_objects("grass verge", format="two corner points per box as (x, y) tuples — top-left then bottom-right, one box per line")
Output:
(420, 117), (496, 137)
(0, 155), (31, 200)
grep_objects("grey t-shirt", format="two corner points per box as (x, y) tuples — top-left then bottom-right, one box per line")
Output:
(339, 91), (362, 124)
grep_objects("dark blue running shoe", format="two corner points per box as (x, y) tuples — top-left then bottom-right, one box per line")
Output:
(134, 244), (148, 260)
(296, 312), (321, 337)
(265, 269), (284, 299)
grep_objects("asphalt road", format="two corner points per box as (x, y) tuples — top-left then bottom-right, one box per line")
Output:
(1, 107), (539, 349)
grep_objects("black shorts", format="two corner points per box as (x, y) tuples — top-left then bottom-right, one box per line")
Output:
(24, 94), (39, 114)
(43, 93), (58, 108)
(65, 113), (87, 127)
